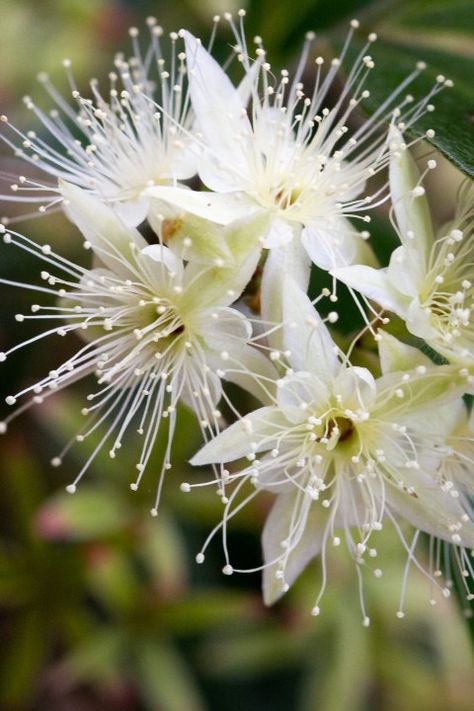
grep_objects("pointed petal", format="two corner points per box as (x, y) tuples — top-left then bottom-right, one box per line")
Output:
(387, 472), (474, 548)
(282, 276), (340, 379)
(182, 249), (259, 311)
(389, 126), (434, 260)
(190, 407), (289, 465)
(184, 32), (252, 188)
(277, 372), (330, 417)
(375, 365), (467, 422)
(262, 217), (295, 248)
(386, 245), (423, 297)
(262, 492), (327, 604)
(405, 297), (439, 341)
(331, 264), (409, 318)
(236, 56), (262, 106)
(148, 197), (234, 266)
(334, 366), (377, 410)
(301, 217), (372, 271)
(140, 244), (184, 281)
(60, 181), (147, 276)
(218, 341), (278, 406)
(112, 196), (149, 227)
(145, 185), (254, 225)
(378, 331), (433, 375)
(260, 237), (311, 352)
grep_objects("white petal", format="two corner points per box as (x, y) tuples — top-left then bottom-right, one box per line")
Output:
(145, 186), (254, 225)
(184, 32), (252, 189)
(112, 196), (149, 227)
(197, 306), (252, 346)
(301, 217), (364, 270)
(405, 298), (439, 341)
(331, 264), (409, 318)
(182, 249), (259, 311)
(277, 372), (330, 419)
(387, 472), (474, 548)
(334, 366), (377, 410)
(217, 341), (279, 406)
(262, 492), (327, 604)
(262, 217), (295, 248)
(190, 407), (290, 465)
(140, 244), (184, 282)
(60, 181), (147, 277)
(375, 365), (467, 421)
(377, 331), (433, 375)
(260, 237), (310, 352)
(386, 245), (423, 298)
(389, 126), (434, 260)
(282, 276), (340, 379)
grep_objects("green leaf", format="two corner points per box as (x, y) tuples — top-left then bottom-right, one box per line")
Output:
(158, 591), (261, 635)
(348, 39), (474, 176)
(35, 487), (133, 541)
(133, 641), (205, 711)
(62, 629), (123, 686)
(0, 611), (47, 707)
(246, 0), (378, 53)
(393, 0), (474, 35)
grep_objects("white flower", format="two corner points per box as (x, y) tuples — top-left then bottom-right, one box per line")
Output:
(0, 20), (197, 226)
(191, 277), (473, 619)
(332, 129), (474, 367)
(0, 182), (276, 512)
(145, 19), (446, 281)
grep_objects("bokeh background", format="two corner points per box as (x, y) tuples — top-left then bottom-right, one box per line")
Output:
(0, 1), (473, 709)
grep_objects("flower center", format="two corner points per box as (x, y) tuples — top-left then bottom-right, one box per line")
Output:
(274, 186), (302, 209)
(330, 416), (355, 444)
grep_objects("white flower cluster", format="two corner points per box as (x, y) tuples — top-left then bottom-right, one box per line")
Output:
(1, 14), (472, 620)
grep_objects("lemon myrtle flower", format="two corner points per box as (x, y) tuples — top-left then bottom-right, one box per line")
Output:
(0, 20), (198, 226)
(332, 130), (474, 368)
(0, 182), (276, 512)
(191, 277), (473, 619)
(146, 18), (447, 284)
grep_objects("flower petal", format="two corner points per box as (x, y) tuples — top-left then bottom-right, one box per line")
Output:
(260, 237), (311, 351)
(389, 126), (434, 261)
(262, 217), (295, 248)
(282, 276), (340, 380)
(277, 371), (330, 418)
(217, 341), (278, 406)
(140, 244), (184, 282)
(331, 264), (409, 318)
(377, 331), (433, 375)
(145, 186), (254, 225)
(262, 492), (327, 604)
(184, 32), (252, 190)
(190, 407), (290, 465)
(60, 181), (147, 276)
(387, 471), (474, 548)
(301, 217), (372, 271)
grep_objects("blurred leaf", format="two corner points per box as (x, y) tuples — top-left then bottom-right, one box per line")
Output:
(86, 547), (141, 614)
(1, 442), (46, 543)
(134, 641), (205, 711)
(246, 0), (378, 53)
(159, 590), (261, 635)
(61, 628), (123, 686)
(391, 0), (474, 35)
(0, 610), (47, 708)
(300, 602), (370, 711)
(198, 628), (303, 677)
(141, 515), (188, 598)
(35, 487), (133, 541)
(0, 547), (32, 607)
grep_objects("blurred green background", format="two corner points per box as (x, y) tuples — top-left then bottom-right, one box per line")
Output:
(0, 1), (473, 709)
